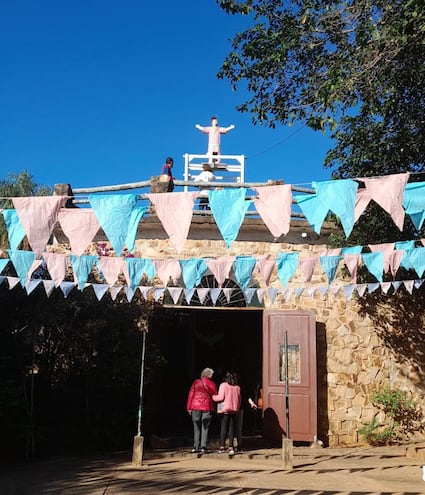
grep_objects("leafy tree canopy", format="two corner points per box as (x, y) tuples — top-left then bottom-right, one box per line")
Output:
(217, 0), (425, 178)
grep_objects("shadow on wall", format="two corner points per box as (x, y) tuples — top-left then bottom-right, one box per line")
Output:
(357, 283), (425, 391)
(316, 322), (329, 446)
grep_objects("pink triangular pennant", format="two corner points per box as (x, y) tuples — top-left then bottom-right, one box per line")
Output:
(380, 281), (392, 294)
(139, 286), (153, 301)
(12, 196), (65, 256)
(343, 254), (362, 283)
(355, 284), (367, 297)
(196, 288), (210, 304)
(42, 280), (56, 297)
(97, 256), (126, 285)
(153, 259), (182, 285)
(329, 286), (341, 296)
(253, 185), (292, 238)
(109, 285), (123, 301)
(298, 257), (317, 283)
(355, 173), (409, 229)
(403, 280), (414, 294)
(254, 256), (275, 286)
(7, 276), (20, 290)
(43, 252), (70, 287)
(58, 209), (100, 256)
(206, 257), (234, 287)
(304, 286), (316, 297)
(147, 192), (198, 253)
(280, 288), (292, 302)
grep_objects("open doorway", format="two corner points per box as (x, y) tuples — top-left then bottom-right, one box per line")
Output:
(147, 307), (263, 446)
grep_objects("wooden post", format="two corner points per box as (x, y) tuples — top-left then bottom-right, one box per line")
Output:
(132, 435), (144, 467)
(282, 437), (293, 469)
(54, 183), (76, 208)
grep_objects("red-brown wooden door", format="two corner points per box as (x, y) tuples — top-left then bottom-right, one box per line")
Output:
(262, 310), (317, 444)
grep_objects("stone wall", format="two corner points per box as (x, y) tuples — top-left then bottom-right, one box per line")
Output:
(128, 236), (425, 447)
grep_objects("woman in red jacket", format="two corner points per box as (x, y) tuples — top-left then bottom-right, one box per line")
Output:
(186, 367), (217, 453)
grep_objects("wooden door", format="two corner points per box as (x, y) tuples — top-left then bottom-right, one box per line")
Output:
(262, 310), (317, 444)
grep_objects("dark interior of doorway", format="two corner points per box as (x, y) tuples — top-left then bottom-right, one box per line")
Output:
(149, 307), (263, 448)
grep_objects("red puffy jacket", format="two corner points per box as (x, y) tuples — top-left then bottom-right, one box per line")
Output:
(187, 377), (217, 412)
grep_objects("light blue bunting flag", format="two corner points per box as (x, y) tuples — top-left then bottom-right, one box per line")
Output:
(2, 210), (26, 250)
(319, 255), (342, 283)
(7, 249), (36, 287)
(294, 179), (358, 237)
(362, 252), (384, 282)
(125, 207), (147, 252)
(126, 257), (155, 289)
(234, 256), (256, 290)
(208, 189), (252, 248)
(403, 182), (425, 230)
(341, 245), (363, 254)
(276, 252), (299, 287)
(70, 255), (98, 290)
(179, 258), (208, 289)
(401, 247), (425, 277)
(89, 194), (138, 255)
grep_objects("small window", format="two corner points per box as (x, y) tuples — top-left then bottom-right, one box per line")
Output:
(279, 344), (301, 384)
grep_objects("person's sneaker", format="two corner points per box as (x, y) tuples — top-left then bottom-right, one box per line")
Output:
(218, 447), (226, 453)
(191, 447), (200, 453)
(200, 447), (208, 454)
(228, 448), (235, 455)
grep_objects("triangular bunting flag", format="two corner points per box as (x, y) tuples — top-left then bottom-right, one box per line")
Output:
(222, 288), (233, 304)
(244, 288), (256, 304)
(183, 288), (195, 303)
(7, 277), (20, 290)
(93, 284), (110, 301)
(256, 288), (268, 303)
(403, 280), (414, 294)
(196, 288), (210, 304)
(268, 287), (279, 303)
(167, 287), (183, 304)
(209, 288), (221, 305)
(125, 287), (136, 302)
(367, 283), (380, 294)
(414, 279), (424, 289)
(25, 279), (41, 295)
(391, 281), (402, 294)
(59, 281), (76, 298)
(139, 286), (153, 301)
(109, 285), (123, 301)
(380, 282), (392, 294)
(7, 249), (36, 287)
(355, 284), (367, 297)
(293, 287), (304, 298)
(154, 288), (165, 302)
(343, 285), (355, 300)
(42, 280), (56, 298)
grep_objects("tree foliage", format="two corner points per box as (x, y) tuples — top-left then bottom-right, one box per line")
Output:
(217, 0), (425, 178)
(0, 171), (52, 249)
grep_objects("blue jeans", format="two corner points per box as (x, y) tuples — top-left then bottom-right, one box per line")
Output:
(191, 410), (212, 449)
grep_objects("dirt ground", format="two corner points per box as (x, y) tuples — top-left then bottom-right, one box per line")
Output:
(1, 443), (425, 494)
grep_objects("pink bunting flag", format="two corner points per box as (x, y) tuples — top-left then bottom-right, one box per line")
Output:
(97, 256), (126, 285)
(12, 196), (65, 256)
(298, 256), (318, 283)
(343, 254), (362, 283)
(43, 252), (70, 287)
(254, 255), (275, 286)
(153, 259), (182, 285)
(206, 256), (235, 287)
(355, 173), (409, 230)
(58, 209), (100, 256)
(253, 185), (292, 238)
(147, 192), (199, 253)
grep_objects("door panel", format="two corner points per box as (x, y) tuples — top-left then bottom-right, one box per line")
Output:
(262, 310), (317, 444)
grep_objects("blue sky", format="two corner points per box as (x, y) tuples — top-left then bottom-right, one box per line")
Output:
(0, 0), (334, 191)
